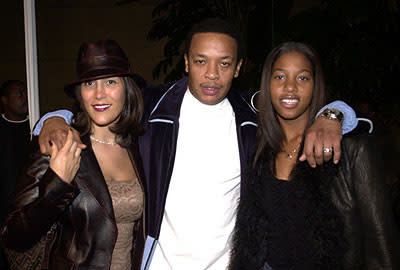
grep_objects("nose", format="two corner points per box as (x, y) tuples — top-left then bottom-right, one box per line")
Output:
(205, 63), (220, 80)
(284, 78), (297, 93)
(95, 84), (106, 99)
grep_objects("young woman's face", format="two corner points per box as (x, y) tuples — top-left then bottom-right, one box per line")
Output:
(80, 77), (125, 129)
(269, 51), (314, 123)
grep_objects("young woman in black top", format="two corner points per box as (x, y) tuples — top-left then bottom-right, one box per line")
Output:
(229, 42), (399, 270)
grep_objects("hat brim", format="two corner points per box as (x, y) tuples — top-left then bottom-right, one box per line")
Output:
(64, 69), (134, 97)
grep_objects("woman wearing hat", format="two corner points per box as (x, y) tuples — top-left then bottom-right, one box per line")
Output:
(2, 39), (146, 270)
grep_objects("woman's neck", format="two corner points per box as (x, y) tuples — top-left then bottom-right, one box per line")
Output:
(274, 117), (308, 181)
(91, 125), (116, 143)
(279, 117), (307, 145)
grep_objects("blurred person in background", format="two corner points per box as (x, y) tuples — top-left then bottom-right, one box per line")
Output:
(0, 80), (30, 270)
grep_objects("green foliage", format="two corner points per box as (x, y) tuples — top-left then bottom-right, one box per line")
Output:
(118, 0), (399, 121)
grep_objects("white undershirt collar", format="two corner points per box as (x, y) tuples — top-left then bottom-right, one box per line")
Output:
(1, 113), (29, 123)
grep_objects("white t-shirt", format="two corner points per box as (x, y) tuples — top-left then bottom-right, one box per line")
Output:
(150, 89), (241, 270)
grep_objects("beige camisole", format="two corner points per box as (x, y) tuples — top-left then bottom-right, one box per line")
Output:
(105, 178), (144, 270)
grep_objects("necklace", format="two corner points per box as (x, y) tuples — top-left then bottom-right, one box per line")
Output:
(90, 135), (117, 146)
(285, 143), (301, 159)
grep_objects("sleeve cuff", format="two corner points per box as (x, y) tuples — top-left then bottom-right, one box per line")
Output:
(32, 110), (73, 136)
(39, 168), (80, 211)
(316, 100), (358, 134)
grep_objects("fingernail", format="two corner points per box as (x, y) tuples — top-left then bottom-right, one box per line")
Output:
(49, 140), (53, 146)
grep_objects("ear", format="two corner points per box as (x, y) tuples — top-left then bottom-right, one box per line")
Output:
(234, 59), (243, 78)
(184, 53), (189, 73)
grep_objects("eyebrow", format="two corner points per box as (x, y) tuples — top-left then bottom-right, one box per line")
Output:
(192, 54), (234, 60)
(273, 68), (312, 73)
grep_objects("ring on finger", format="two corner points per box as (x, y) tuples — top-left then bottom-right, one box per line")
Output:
(323, 147), (333, 153)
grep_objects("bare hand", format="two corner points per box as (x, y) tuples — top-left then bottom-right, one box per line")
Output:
(49, 129), (82, 183)
(38, 117), (86, 155)
(299, 117), (342, 167)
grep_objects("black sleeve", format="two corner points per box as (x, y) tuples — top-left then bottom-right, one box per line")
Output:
(1, 140), (80, 251)
(344, 134), (400, 269)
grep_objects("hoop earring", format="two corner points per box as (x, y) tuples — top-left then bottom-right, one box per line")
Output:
(250, 90), (260, 112)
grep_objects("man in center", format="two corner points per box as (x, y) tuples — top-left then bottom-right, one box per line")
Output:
(142, 25), (250, 270)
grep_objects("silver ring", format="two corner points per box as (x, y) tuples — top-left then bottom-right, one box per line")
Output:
(323, 147), (333, 153)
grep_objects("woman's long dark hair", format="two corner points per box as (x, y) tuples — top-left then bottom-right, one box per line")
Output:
(254, 42), (326, 165)
(71, 76), (143, 148)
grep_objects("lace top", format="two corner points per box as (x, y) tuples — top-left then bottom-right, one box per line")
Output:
(105, 178), (144, 270)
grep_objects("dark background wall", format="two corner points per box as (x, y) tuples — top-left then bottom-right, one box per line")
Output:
(1, 0), (398, 128)
(0, 0), (165, 114)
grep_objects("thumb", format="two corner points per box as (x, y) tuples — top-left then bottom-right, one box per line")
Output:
(78, 143), (87, 150)
(299, 152), (306, 162)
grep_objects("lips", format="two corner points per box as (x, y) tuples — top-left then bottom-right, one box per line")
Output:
(200, 84), (222, 96)
(92, 104), (111, 112)
(280, 96), (299, 108)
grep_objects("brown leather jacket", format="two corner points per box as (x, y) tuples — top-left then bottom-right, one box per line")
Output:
(1, 136), (146, 270)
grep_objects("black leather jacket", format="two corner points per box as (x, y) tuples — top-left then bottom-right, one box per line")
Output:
(230, 133), (400, 270)
(1, 136), (146, 270)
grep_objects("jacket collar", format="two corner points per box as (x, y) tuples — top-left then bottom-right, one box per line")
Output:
(76, 135), (115, 221)
(227, 88), (257, 125)
(148, 77), (256, 125)
(148, 77), (188, 122)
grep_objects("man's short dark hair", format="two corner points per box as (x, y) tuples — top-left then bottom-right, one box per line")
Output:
(0, 80), (25, 98)
(184, 17), (243, 61)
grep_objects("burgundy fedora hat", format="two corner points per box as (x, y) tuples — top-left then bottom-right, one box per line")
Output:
(64, 38), (134, 97)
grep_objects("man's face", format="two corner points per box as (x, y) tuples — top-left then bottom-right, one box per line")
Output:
(3, 82), (28, 118)
(184, 32), (242, 105)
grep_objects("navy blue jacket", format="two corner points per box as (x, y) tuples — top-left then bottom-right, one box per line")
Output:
(138, 77), (257, 268)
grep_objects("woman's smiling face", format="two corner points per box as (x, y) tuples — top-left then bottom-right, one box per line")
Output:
(270, 51), (314, 123)
(80, 76), (126, 129)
